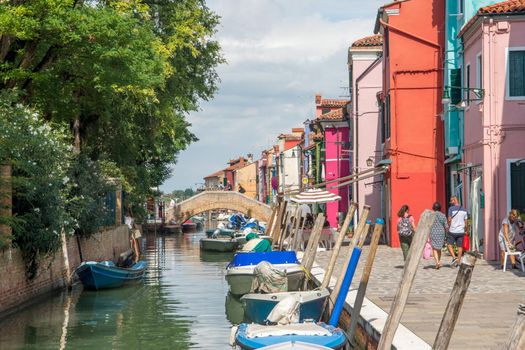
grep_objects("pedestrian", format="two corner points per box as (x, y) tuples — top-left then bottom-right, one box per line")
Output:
(238, 183), (246, 193)
(397, 204), (416, 261)
(429, 201), (448, 269)
(447, 196), (469, 267)
(498, 209), (520, 269)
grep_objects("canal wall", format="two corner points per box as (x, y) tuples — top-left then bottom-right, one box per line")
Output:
(0, 225), (131, 318)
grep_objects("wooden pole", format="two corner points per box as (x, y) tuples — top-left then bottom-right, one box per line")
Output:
(433, 253), (477, 350)
(301, 213), (325, 290)
(347, 219), (384, 345)
(321, 202), (358, 289)
(266, 205), (278, 236)
(377, 210), (436, 350)
(503, 304), (525, 350)
(301, 213), (325, 270)
(272, 199), (287, 243)
(329, 205), (371, 308)
(280, 206), (299, 250)
(274, 208), (290, 249)
(0, 164), (12, 239)
(287, 206), (302, 251)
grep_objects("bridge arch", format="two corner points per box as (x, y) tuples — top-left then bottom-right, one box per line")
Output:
(169, 191), (272, 224)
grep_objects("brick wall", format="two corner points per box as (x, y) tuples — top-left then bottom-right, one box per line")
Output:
(0, 225), (130, 317)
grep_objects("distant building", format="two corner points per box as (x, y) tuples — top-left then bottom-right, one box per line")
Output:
(203, 169), (225, 190)
(235, 161), (258, 200)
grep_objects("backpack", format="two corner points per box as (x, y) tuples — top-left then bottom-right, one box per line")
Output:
(397, 216), (413, 237)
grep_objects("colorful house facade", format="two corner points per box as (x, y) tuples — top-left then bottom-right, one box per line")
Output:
(375, 0), (446, 247)
(348, 34), (384, 223)
(235, 161), (258, 200)
(315, 95), (351, 228)
(459, 0), (525, 260)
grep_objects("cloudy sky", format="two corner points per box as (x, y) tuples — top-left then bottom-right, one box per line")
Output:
(161, 0), (385, 192)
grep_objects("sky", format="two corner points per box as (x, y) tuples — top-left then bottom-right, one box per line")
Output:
(160, 0), (386, 192)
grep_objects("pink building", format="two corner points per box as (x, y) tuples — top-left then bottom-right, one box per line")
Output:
(460, 1), (525, 260)
(315, 95), (351, 228)
(348, 34), (384, 222)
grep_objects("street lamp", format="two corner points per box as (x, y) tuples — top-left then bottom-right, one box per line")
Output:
(366, 157), (374, 167)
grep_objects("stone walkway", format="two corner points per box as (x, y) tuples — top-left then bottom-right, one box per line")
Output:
(315, 245), (525, 350)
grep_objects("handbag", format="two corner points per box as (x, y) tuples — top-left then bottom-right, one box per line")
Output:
(462, 233), (470, 251)
(423, 239), (432, 260)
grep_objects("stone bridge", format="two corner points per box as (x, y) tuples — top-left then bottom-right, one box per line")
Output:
(168, 191), (272, 224)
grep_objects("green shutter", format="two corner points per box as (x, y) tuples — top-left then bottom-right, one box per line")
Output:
(450, 68), (462, 105)
(509, 51), (525, 97)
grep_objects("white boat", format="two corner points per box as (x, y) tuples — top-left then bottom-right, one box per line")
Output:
(225, 263), (304, 296)
(199, 237), (238, 252)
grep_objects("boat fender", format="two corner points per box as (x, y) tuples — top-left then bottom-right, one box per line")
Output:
(266, 295), (300, 325)
(229, 326), (238, 347)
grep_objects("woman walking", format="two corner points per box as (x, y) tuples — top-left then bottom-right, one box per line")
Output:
(397, 205), (416, 261)
(429, 202), (448, 269)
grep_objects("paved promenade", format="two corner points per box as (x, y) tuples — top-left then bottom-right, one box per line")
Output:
(315, 245), (525, 350)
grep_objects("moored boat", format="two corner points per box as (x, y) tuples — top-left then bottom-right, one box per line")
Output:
(241, 289), (329, 324)
(233, 322), (346, 350)
(259, 342), (332, 350)
(200, 237), (238, 252)
(182, 220), (197, 233)
(76, 260), (147, 290)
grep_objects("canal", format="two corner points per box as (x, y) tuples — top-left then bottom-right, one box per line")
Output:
(0, 231), (241, 349)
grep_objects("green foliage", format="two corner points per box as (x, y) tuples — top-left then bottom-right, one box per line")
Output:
(170, 188), (195, 201)
(0, 90), (72, 278)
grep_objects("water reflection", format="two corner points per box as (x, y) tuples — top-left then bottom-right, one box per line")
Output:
(0, 231), (235, 349)
(225, 293), (245, 325)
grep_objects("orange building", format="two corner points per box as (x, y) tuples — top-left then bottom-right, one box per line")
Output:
(375, 0), (445, 247)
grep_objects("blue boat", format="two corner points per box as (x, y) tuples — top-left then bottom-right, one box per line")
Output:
(234, 322), (346, 350)
(76, 260), (147, 290)
(241, 289), (329, 324)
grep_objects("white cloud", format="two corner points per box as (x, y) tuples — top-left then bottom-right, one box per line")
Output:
(161, 0), (385, 192)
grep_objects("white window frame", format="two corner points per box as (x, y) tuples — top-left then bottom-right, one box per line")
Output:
(506, 159), (524, 213)
(476, 52), (482, 104)
(505, 47), (525, 100)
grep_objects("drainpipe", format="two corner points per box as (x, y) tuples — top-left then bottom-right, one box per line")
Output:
(488, 18), (498, 260)
(316, 142), (321, 184)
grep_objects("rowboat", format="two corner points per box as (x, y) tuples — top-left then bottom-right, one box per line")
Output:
(199, 237), (238, 252)
(76, 260), (147, 290)
(234, 322), (346, 350)
(241, 289), (329, 324)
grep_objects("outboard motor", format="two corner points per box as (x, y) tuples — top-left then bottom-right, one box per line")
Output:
(117, 249), (135, 268)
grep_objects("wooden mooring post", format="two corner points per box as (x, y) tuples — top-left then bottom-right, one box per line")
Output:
(301, 213), (325, 273)
(347, 218), (384, 345)
(321, 202), (357, 289)
(377, 210), (436, 350)
(503, 304), (525, 349)
(433, 253), (477, 350)
(329, 205), (370, 311)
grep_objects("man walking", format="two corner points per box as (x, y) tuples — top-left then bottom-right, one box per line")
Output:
(447, 196), (469, 267)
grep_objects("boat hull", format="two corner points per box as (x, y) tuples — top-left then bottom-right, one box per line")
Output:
(76, 261), (147, 290)
(200, 238), (238, 252)
(225, 264), (304, 296)
(241, 289), (329, 323)
(235, 322), (346, 350)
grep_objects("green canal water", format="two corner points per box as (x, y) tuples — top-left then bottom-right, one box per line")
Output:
(0, 231), (243, 349)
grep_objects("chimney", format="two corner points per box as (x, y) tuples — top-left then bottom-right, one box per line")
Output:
(247, 153), (253, 163)
(315, 93), (322, 105)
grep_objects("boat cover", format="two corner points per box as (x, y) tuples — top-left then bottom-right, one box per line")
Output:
(251, 261), (288, 293)
(266, 295), (299, 325)
(258, 341), (331, 350)
(229, 251), (298, 267)
(245, 323), (331, 338)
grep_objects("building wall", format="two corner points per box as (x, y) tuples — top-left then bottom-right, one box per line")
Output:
(235, 162), (258, 200)
(351, 51), (383, 220)
(282, 146), (301, 195)
(0, 225), (131, 316)
(462, 19), (525, 260)
(324, 125), (350, 228)
(381, 0), (445, 247)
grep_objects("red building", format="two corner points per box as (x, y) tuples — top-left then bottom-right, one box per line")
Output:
(375, 0), (445, 247)
(224, 157), (247, 190)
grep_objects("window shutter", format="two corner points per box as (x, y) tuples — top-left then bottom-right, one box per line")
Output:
(509, 51), (525, 97)
(450, 68), (462, 105)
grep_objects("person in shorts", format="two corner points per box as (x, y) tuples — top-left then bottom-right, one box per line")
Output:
(447, 196), (469, 267)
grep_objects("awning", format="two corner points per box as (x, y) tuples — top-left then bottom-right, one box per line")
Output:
(328, 166), (389, 189)
(444, 154), (461, 165)
(290, 189), (341, 204)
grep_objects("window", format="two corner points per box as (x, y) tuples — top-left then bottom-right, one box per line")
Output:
(508, 49), (525, 98)
(458, 0), (464, 14)
(385, 95), (391, 139)
(476, 53), (482, 90)
(450, 68), (462, 105)
(510, 161), (525, 211)
(465, 63), (470, 106)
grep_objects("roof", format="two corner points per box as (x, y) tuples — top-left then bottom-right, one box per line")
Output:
(318, 99), (349, 108)
(278, 133), (303, 140)
(459, 0), (525, 37)
(317, 108), (346, 121)
(351, 34), (383, 48)
(224, 161), (247, 172)
(204, 169), (224, 179)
